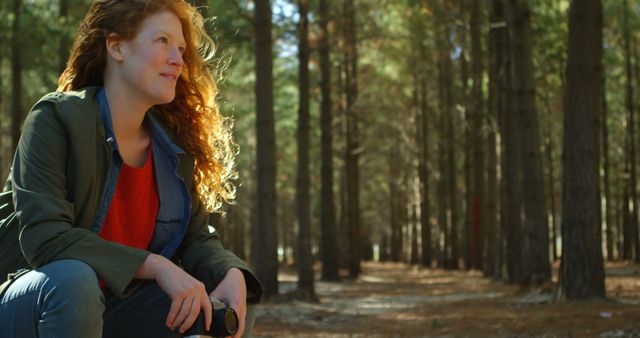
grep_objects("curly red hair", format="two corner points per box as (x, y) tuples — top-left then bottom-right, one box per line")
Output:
(58, 0), (236, 212)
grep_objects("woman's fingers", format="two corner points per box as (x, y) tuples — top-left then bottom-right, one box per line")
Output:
(166, 297), (186, 329)
(175, 295), (196, 331)
(178, 296), (201, 333)
(141, 255), (212, 333)
(203, 293), (213, 331)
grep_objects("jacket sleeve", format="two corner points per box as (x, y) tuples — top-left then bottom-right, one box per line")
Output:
(177, 184), (263, 304)
(13, 101), (149, 298)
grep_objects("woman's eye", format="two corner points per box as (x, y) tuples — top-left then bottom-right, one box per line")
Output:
(158, 37), (168, 44)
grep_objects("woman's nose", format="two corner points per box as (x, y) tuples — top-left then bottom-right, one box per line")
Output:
(168, 46), (184, 67)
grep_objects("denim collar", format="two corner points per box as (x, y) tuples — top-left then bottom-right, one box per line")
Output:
(95, 88), (185, 157)
(96, 88), (119, 153)
(147, 113), (185, 158)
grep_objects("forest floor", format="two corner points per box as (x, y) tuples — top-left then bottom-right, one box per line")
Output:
(250, 260), (640, 338)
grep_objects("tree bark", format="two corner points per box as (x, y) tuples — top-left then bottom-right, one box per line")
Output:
(338, 63), (350, 270)
(470, 0), (485, 272)
(458, 1), (472, 271)
(419, 67), (432, 268)
(401, 172), (410, 263)
(560, 0), (605, 300)
(446, 67), (458, 270)
(508, 0), (551, 286)
(546, 123), (559, 261)
(435, 3), (450, 269)
(295, 0), (315, 296)
(318, 0), (339, 281)
(602, 71), (613, 260)
(634, 45), (640, 262)
(435, 0), (457, 270)
(251, 0), (279, 299)
(343, 0), (361, 278)
(623, 159), (633, 259)
(389, 141), (402, 262)
(411, 204), (419, 265)
(486, 0), (504, 277)
(622, 0), (638, 261)
(500, 0), (523, 283)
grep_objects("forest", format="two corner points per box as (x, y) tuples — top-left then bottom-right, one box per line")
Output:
(1, 0), (640, 336)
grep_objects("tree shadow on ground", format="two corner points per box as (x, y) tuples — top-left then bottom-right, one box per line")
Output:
(252, 261), (640, 337)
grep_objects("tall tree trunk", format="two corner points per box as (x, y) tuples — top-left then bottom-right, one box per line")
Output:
(411, 204), (419, 265)
(338, 64), (350, 270)
(560, 0), (605, 300)
(389, 140), (402, 262)
(339, 165), (350, 268)
(623, 157), (633, 259)
(446, 68), (458, 270)
(487, 0), (504, 277)
(402, 173), (410, 263)
(471, 0), (485, 271)
(379, 235), (388, 262)
(278, 199), (291, 264)
(436, 1), (457, 270)
(602, 71), (613, 260)
(410, 71), (421, 266)
(11, 0), (23, 154)
(616, 180), (623, 258)
(623, 0), (638, 261)
(485, 119), (498, 276)
(436, 32), (450, 268)
(252, 0), (279, 299)
(508, 0), (551, 286)
(318, 0), (339, 281)
(501, 0), (523, 283)
(458, 1), (472, 271)
(419, 70), (432, 268)
(343, 0), (361, 278)
(295, 0), (315, 297)
(547, 122), (559, 261)
(491, 0), (510, 280)
(634, 46), (640, 262)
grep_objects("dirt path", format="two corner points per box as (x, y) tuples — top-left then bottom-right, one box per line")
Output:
(251, 261), (640, 337)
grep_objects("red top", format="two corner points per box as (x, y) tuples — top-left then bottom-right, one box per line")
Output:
(99, 145), (159, 251)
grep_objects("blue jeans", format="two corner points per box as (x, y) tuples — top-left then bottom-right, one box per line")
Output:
(0, 259), (255, 338)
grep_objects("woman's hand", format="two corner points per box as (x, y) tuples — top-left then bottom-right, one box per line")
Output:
(210, 268), (247, 338)
(135, 254), (212, 333)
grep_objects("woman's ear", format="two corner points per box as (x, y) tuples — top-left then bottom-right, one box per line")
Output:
(106, 33), (125, 62)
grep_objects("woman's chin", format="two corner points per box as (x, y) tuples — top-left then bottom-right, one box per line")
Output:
(155, 93), (176, 106)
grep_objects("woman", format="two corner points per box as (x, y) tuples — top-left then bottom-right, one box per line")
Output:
(0, 1), (262, 337)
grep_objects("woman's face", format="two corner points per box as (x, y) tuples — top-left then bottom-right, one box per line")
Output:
(117, 10), (186, 106)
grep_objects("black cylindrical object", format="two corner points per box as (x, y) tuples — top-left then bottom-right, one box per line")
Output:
(183, 297), (238, 337)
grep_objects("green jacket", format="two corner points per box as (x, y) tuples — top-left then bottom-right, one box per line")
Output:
(0, 87), (262, 302)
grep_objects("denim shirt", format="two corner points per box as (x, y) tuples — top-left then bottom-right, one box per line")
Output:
(90, 88), (190, 259)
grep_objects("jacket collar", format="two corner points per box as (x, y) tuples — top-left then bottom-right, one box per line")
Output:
(95, 88), (185, 157)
